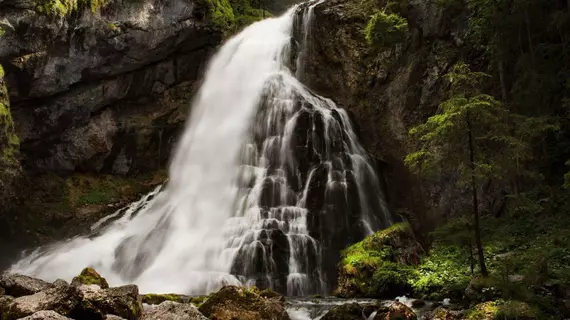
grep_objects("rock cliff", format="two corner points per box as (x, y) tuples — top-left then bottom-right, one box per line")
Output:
(294, 0), (471, 236)
(0, 0), (221, 260)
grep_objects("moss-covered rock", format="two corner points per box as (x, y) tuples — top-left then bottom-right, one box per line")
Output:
(198, 286), (289, 320)
(71, 268), (109, 289)
(466, 301), (540, 320)
(335, 223), (424, 298)
(141, 293), (185, 305)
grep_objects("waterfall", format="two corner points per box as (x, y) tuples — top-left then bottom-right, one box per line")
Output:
(9, 1), (391, 296)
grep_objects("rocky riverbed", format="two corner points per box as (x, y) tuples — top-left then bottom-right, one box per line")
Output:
(0, 268), (446, 320)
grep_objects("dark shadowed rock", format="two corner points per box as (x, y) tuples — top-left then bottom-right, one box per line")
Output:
(199, 286), (289, 320)
(374, 302), (417, 320)
(0, 273), (53, 297)
(18, 310), (73, 319)
(72, 284), (142, 320)
(321, 302), (363, 320)
(142, 301), (208, 320)
(0, 284), (82, 320)
(71, 268), (109, 289)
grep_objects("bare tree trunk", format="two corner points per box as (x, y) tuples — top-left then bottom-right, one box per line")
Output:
(466, 112), (488, 276)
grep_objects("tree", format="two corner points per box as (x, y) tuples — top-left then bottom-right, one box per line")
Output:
(405, 62), (553, 276)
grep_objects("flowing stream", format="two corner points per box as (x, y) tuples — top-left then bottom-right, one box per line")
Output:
(10, 1), (392, 297)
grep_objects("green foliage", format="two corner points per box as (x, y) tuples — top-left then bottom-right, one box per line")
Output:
(337, 223), (420, 298)
(142, 293), (185, 304)
(466, 300), (540, 320)
(364, 11), (408, 47)
(0, 64), (20, 170)
(406, 62), (555, 185)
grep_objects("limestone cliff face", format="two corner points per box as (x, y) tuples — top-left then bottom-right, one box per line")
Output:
(295, 0), (471, 235)
(0, 0), (221, 174)
(0, 0), (221, 258)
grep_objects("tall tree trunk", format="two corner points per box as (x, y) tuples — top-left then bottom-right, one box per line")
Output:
(498, 60), (508, 103)
(466, 112), (488, 276)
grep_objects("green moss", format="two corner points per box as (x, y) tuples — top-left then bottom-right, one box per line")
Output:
(0, 64), (20, 171)
(336, 223), (420, 298)
(142, 293), (185, 304)
(364, 11), (408, 48)
(72, 267), (110, 288)
(467, 301), (540, 320)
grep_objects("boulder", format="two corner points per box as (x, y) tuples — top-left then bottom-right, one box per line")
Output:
(142, 301), (208, 320)
(71, 268), (109, 289)
(18, 310), (73, 319)
(105, 315), (127, 320)
(321, 302), (363, 320)
(198, 286), (289, 320)
(0, 284), (82, 320)
(425, 306), (461, 320)
(0, 274), (53, 297)
(374, 302), (417, 320)
(73, 284), (142, 320)
(335, 223), (422, 298)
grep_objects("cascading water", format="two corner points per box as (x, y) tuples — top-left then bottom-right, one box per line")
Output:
(9, 1), (392, 296)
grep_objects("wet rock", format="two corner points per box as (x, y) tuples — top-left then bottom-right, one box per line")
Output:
(321, 302), (363, 320)
(18, 310), (73, 319)
(198, 286), (289, 320)
(0, 284), (82, 320)
(71, 268), (109, 289)
(142, 301), (208, 320)
(0, 273), (53, 297)
(73, 284), (142, 320)
(411, 299), (426, 308)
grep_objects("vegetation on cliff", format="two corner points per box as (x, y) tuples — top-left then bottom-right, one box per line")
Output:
(0, 64), (20, 205)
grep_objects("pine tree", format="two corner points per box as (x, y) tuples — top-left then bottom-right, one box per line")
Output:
(405, 62), (554, 276)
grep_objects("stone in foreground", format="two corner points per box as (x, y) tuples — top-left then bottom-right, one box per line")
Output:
(142, 301), (208, 320)
(1, 285), (82, 320)
(73, 284), (142, 320)
(18, 310), (73, 319)
(0, 274), (54, 297)
(199, 286), (289, 320)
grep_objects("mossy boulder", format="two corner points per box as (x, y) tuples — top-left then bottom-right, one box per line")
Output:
(198, 286), (289, 320)
(466, 301), (540, 320)
(71, 268), (109, 289)
(141, 293), (185, 305)
(335, 223), (424, 298)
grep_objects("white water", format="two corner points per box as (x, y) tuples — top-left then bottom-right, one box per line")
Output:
(10, 1), (391, 295)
